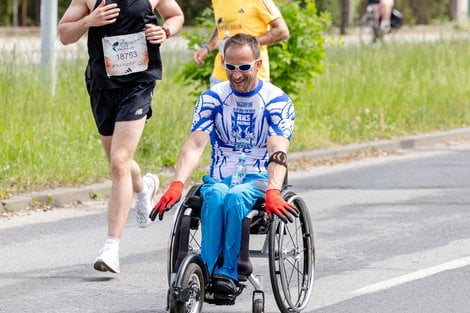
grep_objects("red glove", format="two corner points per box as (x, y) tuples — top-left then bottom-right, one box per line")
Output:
(150, 181), (184, 221)
(265, 189), (299, 223)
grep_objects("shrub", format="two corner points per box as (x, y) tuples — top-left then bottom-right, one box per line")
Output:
(176, 0), (331, 97)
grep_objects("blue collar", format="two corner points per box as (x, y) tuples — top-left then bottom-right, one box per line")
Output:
(230, 79), (264, 97)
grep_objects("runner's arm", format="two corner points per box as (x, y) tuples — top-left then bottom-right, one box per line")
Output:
(193, 27), (218, 66)
(257, 17), (289, 46)
(155, 0), (184, 37)
(58, 0), (120, 45)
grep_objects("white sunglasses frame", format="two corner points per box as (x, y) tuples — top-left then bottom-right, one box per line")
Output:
(223, 59), (260, 72)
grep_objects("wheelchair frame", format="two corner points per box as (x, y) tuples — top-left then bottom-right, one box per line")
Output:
(165, 184), (315, 313)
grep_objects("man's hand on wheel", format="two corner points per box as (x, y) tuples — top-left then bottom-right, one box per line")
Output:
(149, 181), (184, 221)
(265, 189), (299, 223)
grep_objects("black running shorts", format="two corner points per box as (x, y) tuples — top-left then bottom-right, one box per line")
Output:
(87, 81), (156, 136)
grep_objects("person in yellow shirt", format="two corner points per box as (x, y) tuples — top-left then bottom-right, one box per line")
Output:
(193, 0), (289, 86)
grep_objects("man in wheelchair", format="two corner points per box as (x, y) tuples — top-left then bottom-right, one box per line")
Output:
(150, 33), (297, 296)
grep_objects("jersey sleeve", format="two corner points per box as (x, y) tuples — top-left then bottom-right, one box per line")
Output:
(265, 93), (295, 140)
(256, 0), (282, 24)
(190, 89), (221, 134)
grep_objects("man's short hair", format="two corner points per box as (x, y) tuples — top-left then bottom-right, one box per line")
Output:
(223, 33), (261, 60)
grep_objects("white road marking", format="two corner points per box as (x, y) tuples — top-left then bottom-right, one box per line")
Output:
(351, 256), (470, 296)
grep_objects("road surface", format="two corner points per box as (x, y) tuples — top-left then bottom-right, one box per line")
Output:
(1, 142), (469, 312)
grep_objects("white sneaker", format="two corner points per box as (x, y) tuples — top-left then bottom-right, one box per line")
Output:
(135, 173), (159, 228)
(94, 246), (120, 273)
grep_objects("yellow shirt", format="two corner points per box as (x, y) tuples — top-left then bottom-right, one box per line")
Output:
(211, 0), (282, 81)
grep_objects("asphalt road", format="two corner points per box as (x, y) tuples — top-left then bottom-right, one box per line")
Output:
(1, 141), (469, 313)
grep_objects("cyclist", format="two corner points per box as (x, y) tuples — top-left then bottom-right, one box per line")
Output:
(151, 33), (298, 294)
(368, 0), (395, 34)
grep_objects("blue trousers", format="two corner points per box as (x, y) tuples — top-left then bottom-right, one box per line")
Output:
(200, 173), (267, 281)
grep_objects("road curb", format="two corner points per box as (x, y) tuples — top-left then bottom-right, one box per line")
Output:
(2, 127), (470, 215)
(289, 127), (470, 162)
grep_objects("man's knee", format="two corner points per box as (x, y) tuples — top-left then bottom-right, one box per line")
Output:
(109, 151), (132, 178)
(223, 188), (253, 218)
(224, 189), (245, 206)
(202, 183), (229, 206)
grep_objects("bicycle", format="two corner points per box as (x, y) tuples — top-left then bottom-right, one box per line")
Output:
(359, 5), (404, 44)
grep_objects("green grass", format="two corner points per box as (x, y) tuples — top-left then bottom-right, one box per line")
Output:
(293, 40), (470, 150)
(1, 40), (469, 198)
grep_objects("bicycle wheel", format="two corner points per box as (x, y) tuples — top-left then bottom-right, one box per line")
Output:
(359, 13), (378, 45)
(268, 191), (315, 313)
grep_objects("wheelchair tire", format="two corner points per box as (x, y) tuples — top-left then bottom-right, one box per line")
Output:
(172, 262), (204, 313)
(268, 190), (315, 313)
(167, 186), (203, 285)
(252, 298), (264, 313)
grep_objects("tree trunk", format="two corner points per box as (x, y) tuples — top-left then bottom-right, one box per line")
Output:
(21, 0), (28, 26)
(340, 0), (350, 35)
(35, 0), (41, 25)
(413, 0), (429, 24)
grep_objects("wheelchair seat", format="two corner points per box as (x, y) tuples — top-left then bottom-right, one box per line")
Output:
(170, 184), (269, 281)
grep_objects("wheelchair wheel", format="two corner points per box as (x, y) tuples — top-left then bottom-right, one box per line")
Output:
(171, 262), (204, 313)
(268, 190), (315, 313)
(167, 186), (203, 285)
(252, 291), (265, 313)
(252, 299), (264, 313)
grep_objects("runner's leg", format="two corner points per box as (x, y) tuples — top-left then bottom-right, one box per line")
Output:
(101, 132), (144, 193)
(107, 118), (146, 238)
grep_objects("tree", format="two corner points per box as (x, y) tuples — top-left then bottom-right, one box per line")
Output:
(340, 0), (351, 35)
(21, 0), (27, 26)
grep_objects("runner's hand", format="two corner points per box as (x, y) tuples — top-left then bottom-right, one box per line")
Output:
(145, 24), (167, 44)
(149, 181), (184, 221)
(86, 0), (120, 27)
(193, 48), (209, 66)
(265, 189), (298, 223)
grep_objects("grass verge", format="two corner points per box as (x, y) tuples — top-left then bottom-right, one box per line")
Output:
(1, 40), (469, 198)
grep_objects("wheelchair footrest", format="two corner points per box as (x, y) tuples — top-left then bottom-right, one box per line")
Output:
(204, 285), (244, 305)
(205, 297), (236, 306)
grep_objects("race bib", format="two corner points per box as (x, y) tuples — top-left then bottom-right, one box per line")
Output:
(102, 31), (149, 77)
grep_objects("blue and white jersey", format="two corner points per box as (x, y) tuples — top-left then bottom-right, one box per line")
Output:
(191, 80), (295, 180)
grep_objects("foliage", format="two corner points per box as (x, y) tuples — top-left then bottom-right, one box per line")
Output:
(268, 0), (331, 96)
(175, 0), (331, 98)
(175, 7), (215, 92)
(0, 0), (456, 27)
(175, 0), (211, 26)
(0, 0), (209, 26)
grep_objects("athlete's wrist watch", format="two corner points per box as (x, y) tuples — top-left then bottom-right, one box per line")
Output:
(162, 26), (171, 39)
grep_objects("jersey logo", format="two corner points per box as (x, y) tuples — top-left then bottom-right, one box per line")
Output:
(238, 8), (245, 13)
(237, 101), (253, 108)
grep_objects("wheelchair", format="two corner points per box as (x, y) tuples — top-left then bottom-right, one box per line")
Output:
(165, 182), (315, 313)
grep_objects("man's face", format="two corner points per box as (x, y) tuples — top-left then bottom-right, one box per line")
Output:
(223, 44), (262, 93)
